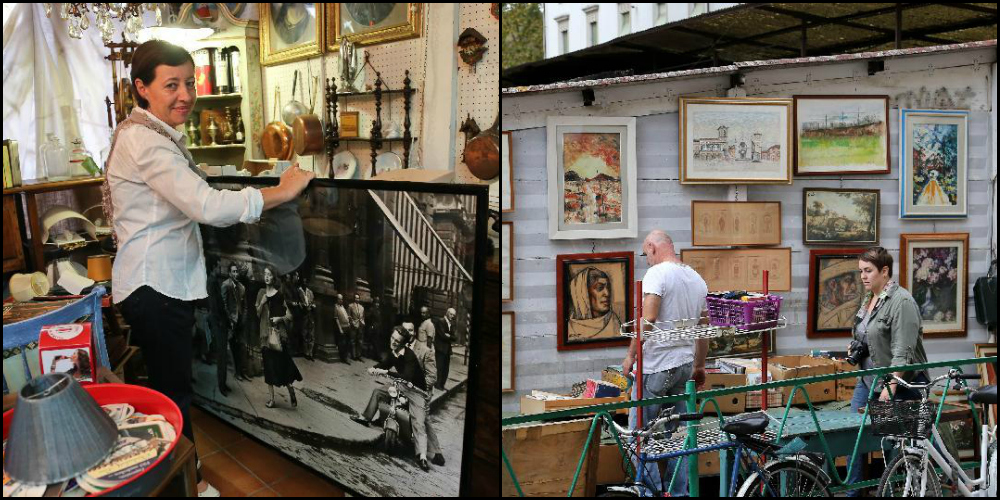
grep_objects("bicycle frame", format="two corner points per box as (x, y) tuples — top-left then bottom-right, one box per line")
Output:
(897, 423), (997, 497)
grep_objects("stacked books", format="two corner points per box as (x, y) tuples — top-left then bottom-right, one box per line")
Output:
(2, 403), (176, 497)
(3, 140), (22, 189)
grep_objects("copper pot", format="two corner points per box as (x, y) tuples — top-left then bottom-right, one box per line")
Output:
(263, 120), (293, 160)
(464, 113), (500, 180)
(293, 114), (324, 156)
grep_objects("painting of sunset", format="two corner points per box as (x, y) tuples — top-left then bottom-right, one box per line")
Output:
(562, 132), (623, 225)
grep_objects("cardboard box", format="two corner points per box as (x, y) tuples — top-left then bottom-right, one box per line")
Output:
(501, 418), (600, 496)
(833, 359), (859, 401)
(520, 394), (628, 416)
(596, 444), (630, 485)
(745, 389), (783, 409)
(698, 450), (721, 476)
(699, 372), (747, 414)
(766, 355), (837, 405)
(38, 323), (96, 385)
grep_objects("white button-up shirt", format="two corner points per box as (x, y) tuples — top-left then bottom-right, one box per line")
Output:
(109, 107), (263, 304)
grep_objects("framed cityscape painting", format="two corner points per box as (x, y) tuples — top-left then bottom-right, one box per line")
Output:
(679, 97), (793, 184)
(900, 233), (969, 338)
(807, 249), (866, 338)
(803, 188), (880, 246)
(899, 109), (969, 219)
(193, 177), (488, 496)
(794, 95), (890, 176)
(555, 252), (633, 351)
(546, 117), (638, 240)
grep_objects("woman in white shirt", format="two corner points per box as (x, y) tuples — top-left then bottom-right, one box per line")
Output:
(104, 40), (313, 498)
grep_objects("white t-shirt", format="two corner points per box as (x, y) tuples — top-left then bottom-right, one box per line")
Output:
(639, 261), (708, 374)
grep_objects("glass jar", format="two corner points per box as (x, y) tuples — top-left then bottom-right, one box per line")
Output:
(41, 134), (70, 180)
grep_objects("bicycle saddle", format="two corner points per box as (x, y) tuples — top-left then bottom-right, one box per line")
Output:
(722, 412), (769, 436)
(970, 384), (996, 405)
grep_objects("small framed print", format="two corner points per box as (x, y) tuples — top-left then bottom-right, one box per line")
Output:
(807, 249), (867, 339)
(502, 312), (515, 393)
(691, 201), (781, 247)
(899, 109), (969, 219)
(803, 188), (880, 246)
(794, 95), (891, 176)
(681, 248), (792, 293)
(502, 222), (513, 303)
(900, 233), (970, 338)
(556, 252), (633, 351)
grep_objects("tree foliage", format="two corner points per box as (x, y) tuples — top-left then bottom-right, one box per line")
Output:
(501, 3), (543, 72)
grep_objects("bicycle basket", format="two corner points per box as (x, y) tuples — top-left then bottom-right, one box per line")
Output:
(867, 398), (938, 439)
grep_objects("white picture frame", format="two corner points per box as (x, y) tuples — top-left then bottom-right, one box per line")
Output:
(899, 109), (969, 219)
(502, 131), (514, 213)
(546, 116), (638, 240)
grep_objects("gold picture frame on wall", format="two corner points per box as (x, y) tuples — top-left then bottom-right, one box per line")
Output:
(260, 3), (327, 66)
(326, 3), (423, 50)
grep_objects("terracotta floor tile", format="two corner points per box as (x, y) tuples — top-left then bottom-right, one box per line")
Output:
(194, 409), (246, 449)
(193, 426), (221, 458)
(226, 438), (303, 486)
(248, 487), (279, 497)
(200, 449), (266, 497)
(270, 469), (345, 497)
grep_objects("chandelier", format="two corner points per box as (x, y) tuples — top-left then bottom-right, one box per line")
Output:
(43, 3), (163, 43)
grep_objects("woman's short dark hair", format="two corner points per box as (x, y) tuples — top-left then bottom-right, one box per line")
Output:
(859, 247), (894, 278)
(130, 40), (194, 109)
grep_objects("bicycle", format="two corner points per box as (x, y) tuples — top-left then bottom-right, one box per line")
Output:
(872, 369), (997, 497)
(602, 408), (832, 497)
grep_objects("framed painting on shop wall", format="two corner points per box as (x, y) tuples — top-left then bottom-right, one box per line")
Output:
(899, 109), (969, 219)
(900, 233), (970, 338)
(793, 95), (891, 176)
(807, 249), (867, 339)
(556, 252), (634, 351)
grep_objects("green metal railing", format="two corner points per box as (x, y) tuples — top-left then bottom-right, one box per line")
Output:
(501, 356), (998, 497)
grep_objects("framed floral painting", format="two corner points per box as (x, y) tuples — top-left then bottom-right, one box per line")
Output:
(900, 233), (970, 338)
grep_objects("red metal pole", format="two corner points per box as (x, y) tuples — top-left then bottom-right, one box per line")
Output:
(761, 270), (770, 412)
(635, 280), (643, 434)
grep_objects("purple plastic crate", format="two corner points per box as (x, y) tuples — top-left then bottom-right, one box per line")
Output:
(706, 294), (782, 330)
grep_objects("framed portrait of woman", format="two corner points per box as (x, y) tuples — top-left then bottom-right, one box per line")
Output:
(556, 252), (633, 351)
(260, 3), (326, 66)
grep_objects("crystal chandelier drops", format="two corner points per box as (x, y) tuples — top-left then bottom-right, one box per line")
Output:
(43, 3), (162, 44)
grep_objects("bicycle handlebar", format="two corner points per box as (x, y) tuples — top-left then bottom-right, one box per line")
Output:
(607, 412), (705, 439)
(883, 369), (979, 393)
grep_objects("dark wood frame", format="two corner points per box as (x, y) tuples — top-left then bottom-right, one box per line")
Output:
(899, 232), (970, 339)
(502, 131), (514, 213)
(691, 200), (782, 247)
(807, 248), (867, 339)
(802, 188), (881, 246)
(793, 95), (891, 176)
(502, 222), (513, 303)
(502, 312), (516, 393)
(556, 252), (634, 352)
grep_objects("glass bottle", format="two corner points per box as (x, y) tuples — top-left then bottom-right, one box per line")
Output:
(41, 134), (70, 180)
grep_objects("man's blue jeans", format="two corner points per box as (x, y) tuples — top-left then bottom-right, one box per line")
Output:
(628, 363), (693, 496)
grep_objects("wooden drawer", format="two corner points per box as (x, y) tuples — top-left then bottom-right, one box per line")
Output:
(3, 195), (25, 273)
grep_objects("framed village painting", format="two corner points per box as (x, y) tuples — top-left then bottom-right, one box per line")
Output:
(803, 188), (880, 246)
(502, 131), (514, 213)
(807, 249), (866, 338)
(899, 109), (969, 219)
(793, 95), (890, 176)
(691, 201), (782, 247)
(556, 252), (633, 351)
(502, 313), (515, 393)
(900, 233), (970, 338)
(260, 3), (325, 66)
(681, 248), (792, 293)
(501, 222), (513, 303)
(546, 117), (638, 240)
(193, 177), (489, 496)
(974, 343), (997, 428)
(679, 97), (793, 184)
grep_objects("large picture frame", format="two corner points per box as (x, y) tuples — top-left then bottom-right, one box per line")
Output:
(260, 3), (326, 66)
(899, 233), (970, 338)
(502, 222), (513, 303)
(556, 252), (634, 352)
(502, 131), (514, 213)
(803, 188), (880, 246)
(681, 248), (792, 292)
(546, 116), (638, 240)
(326, 3), (423, 50)
(899, 109), (969, 219)
(679, 97), (793, 185)
(974, 343), (997, 428)
(708, 330), (777, 360)
(691, 201), (782, 247)
(193, 177), (488, 497)
(502, 312), (516, 393)
(793, 95), (891, 176)
(807, 249), (867, 339)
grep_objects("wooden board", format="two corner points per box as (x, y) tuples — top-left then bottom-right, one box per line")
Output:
(501, 418), (600, 497)
(681, 248), (792, 292)
(691, 201), (782, 247)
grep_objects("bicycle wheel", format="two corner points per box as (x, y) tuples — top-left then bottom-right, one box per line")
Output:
(876, 450), (942, 497)
(735, 459), (830, 497)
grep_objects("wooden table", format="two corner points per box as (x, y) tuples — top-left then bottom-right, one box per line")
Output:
(2, 176), (105, 271)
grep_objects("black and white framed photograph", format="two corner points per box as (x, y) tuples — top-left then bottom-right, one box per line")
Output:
(191, 177), (488, 497)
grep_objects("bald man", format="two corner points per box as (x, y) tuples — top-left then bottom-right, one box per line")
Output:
(623, 230), (709, 496)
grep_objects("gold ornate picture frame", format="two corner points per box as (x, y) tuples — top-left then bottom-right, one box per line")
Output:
(326, 3), (423, 51)
(260, 3), (326, 66)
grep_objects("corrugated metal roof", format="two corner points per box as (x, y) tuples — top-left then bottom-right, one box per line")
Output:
(502, 39), (997, 96)
(502, 3), (997, 88)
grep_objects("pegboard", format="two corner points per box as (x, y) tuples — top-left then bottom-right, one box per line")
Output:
(454, 2), (500, 184)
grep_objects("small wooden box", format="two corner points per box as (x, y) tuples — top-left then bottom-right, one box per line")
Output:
(340, 111), (360, 138)
(501, 418), (600, 496)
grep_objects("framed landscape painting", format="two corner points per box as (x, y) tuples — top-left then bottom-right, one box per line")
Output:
(794, 95), (890, 176)
(899, 109), (969, 219)
(807, 249), (866, 338)
(547, 117), (638, 240)
(556, 252), (633, 351)
(679, 97), (793, 185)
(803, 188), (880, 246)
(900, 233), (969, 338)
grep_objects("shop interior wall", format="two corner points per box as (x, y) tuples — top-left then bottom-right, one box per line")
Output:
(501, 47), (998, 415)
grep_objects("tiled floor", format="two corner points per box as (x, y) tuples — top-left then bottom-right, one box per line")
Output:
(190, 406), (346, 497)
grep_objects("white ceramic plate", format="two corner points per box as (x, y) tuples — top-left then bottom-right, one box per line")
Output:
(331, 151), (358, 179)
(375, 152), (402, 176)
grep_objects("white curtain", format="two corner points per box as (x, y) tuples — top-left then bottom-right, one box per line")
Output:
(3, 4), (114, 180)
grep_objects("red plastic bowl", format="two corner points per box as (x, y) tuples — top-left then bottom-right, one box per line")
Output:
(3, 383), (183, 497)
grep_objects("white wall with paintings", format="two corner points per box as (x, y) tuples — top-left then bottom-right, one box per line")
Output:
(501, 46), (998, 415)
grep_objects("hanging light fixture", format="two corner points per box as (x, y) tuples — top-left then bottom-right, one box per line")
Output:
(43, 3), (163, 44)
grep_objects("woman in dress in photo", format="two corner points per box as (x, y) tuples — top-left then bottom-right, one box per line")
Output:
(256, 265), (303, 409)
